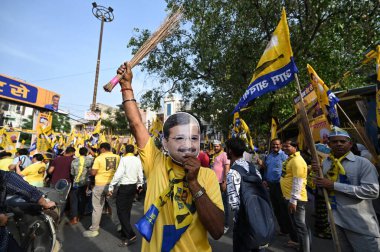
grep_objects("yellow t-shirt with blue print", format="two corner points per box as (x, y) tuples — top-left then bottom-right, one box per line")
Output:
(138, 137), (223, 252)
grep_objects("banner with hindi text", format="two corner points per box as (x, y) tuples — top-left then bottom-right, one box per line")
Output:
(0, 74), (60, 112)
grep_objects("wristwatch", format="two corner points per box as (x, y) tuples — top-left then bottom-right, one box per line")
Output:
(193, 187), (206, 200)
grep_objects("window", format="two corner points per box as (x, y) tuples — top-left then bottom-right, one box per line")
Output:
(167, 103), (172, 116)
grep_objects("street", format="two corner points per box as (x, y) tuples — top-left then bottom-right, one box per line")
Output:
(58, 199), (334, 252)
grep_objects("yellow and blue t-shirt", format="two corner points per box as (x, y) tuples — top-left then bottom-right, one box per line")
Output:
(138, 137), (223, 252)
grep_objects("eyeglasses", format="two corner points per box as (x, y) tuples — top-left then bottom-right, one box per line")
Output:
(169, 135), (200, 144)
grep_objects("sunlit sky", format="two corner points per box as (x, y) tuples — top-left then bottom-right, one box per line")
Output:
(0, 0), (168, 119)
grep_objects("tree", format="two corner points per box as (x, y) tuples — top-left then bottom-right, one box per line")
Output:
(101, 106), (131, 135)
(128, 0), (379, 137)
(52, 113), (71, 133)
(21, 115), (33, 130)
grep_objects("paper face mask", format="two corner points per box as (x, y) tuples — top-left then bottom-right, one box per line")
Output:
(162, 112), (200, 164)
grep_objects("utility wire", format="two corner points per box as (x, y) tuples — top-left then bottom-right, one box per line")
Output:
(30, 67), (116, 82)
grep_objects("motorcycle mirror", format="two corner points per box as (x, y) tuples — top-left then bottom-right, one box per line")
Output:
(55, 179), (69, 192)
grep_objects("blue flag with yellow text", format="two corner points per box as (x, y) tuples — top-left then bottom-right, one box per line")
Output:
(234, 8), (298, 112)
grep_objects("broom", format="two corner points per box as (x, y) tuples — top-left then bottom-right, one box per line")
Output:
(354, 122), (380, 170)
(103, 7), (183, 92)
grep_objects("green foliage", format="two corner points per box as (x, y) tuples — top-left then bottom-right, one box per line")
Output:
(21, 115), (33, 129)
(52, 113), (71, 133)
(101, 106), (131, 135)
(128, 0), (379, 138)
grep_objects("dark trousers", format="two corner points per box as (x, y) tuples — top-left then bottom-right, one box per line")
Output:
(116, 184), (137, 239)
(268, 182), (296, 239)
(287, 200), (310, 252)
(69, 185), (86, 218)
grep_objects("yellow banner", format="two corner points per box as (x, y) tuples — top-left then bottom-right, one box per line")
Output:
(0, 74), (60, 112)
(30, 111), (53, 154)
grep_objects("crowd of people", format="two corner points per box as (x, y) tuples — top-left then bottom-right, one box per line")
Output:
(0, 61), (379, 252)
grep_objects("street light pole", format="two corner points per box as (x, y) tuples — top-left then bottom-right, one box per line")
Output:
(91, 2), (114, 112)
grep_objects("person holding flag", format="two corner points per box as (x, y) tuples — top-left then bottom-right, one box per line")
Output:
(313, 127), (380, 251)
(116, 62), (224, 251)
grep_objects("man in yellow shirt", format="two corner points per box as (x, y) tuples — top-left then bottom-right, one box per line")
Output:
(15, 153), (45, 187)
(0, 152), (13, 171)
(115, 62), (224, 251)
(83, 142), (120, 238)
(280, 139), (310, 252)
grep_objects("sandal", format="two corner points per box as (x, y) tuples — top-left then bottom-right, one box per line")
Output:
(118, 236), (137, 247)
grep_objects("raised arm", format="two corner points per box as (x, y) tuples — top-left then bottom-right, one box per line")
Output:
(117, 62), (150, 149)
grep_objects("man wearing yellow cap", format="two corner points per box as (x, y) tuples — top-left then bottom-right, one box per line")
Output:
(314, 127), (380, 251)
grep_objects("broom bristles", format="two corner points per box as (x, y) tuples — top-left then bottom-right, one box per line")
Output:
(103, 7), (183, 93)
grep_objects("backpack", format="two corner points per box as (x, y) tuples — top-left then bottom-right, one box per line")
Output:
(233, 163), (276, 249)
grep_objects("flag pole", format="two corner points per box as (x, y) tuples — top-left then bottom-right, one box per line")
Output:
(294, 73), (341, 252)
(336, 103), (380, 168)
(336, 103), (371, 149)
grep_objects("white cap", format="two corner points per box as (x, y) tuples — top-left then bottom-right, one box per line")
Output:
(213, 140), (221, 145)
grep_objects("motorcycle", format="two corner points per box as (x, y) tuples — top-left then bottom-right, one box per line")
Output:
(5, 179), (71, 252)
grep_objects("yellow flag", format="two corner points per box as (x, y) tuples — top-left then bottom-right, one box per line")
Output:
(307, 64), (330, 107)
(99, 132), (107, 144)
(65, 129), (75, 148)
(307, 64), (340, 126)
(149, 117), (163, 138)
(270, 118), (278, 140)
(93, 120), (102, 135)
(234, 8), (297, 112)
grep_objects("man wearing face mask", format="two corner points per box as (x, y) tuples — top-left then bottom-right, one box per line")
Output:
(117, 62), (224, 252)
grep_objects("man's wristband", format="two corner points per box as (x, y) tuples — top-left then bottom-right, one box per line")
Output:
(122, 98), (136, 105)
(193, 187), (205, 200)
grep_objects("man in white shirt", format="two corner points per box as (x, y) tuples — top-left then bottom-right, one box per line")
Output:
(108, 144), (144, 247)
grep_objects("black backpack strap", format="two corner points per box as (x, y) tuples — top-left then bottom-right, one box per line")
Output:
(232, 164), (261, 183)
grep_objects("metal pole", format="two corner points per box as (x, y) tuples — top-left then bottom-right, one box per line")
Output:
(90, 3), (114, 112)
(92, 16), (105, 111)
